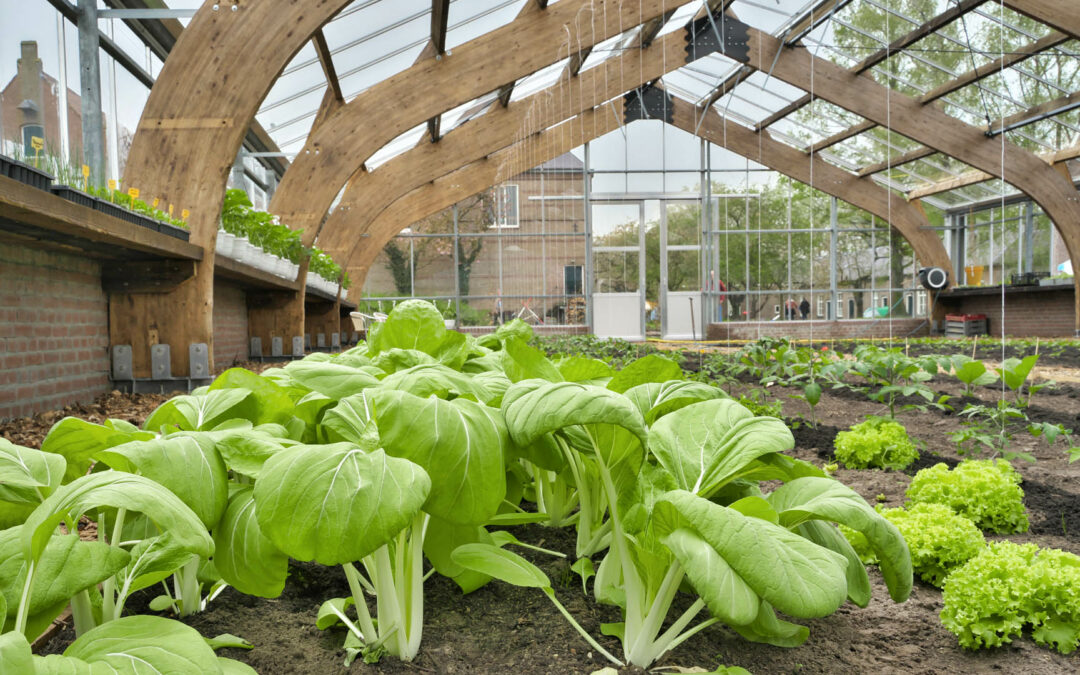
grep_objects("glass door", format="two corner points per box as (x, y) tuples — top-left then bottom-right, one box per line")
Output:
(590, 201), (645, 340)
(661, 200), (703, 339)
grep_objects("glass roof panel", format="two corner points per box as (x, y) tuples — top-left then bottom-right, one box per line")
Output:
(509, 58), (571, 104)
(366, 121), (428, 169)
(731, 0), (819, 35)
(441, 91), (500, 134)
(446, 0), (528, 52)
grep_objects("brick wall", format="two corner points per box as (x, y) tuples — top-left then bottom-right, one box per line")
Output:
(707, 318), (930, 341)
(212, 283), (249, 370)
(0, 244), (110, 420)
(937, 285), (1075, 338)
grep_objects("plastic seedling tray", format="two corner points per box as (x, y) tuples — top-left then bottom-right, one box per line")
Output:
(49, 184), (96, 208)
(0, 155), (53, 190)
(93, 199), (160, 232)
(158, 222), (190, 241)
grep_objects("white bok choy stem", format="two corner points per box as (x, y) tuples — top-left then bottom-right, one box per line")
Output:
(344, 512), (429, 661)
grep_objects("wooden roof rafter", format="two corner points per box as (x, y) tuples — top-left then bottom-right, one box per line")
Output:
(755, 0), (989, 132)
(697, 14), (1080, 327)
(313, 29), (344, 106)
(907, 142), (1080, 200)
(321, 1), (727, 260)
(1002, 0), (1080, 41)
(425, 0), (453, 141)
(986, 89), (1080, 137)
(818, 28), (1070, 158)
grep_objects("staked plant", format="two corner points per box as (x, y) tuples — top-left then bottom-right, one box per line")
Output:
(950, 355), (999, 396)
(996, 355), (1049, 407)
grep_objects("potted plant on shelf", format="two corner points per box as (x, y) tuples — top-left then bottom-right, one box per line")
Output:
(1039, 274), (1073, 287)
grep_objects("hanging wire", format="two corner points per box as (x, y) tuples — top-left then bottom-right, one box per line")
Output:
(998, 0), (1008, 445)
(886, 0), (893, 343)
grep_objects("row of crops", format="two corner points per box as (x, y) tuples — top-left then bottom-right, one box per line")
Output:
(0, 301), (1077, 673)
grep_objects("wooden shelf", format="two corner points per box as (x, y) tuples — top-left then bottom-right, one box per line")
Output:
(214, 254), (300, 292)
(0, 175), (203, 261)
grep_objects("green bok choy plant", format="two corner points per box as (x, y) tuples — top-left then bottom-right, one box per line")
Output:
(455, 382), (913, 668)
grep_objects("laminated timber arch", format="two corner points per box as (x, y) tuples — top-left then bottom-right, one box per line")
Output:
(342, 95), (952, 294)
(723, 14), (1080, 331)
(118, 0), (357, 377)
(117, 0), (682, 375)
(316, 6), (699, 262)
(268, 0), (689, 243)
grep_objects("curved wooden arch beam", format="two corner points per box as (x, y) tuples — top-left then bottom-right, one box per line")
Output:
(672, 101), (953, 276)
(344, 99), (951, 294)
(317, 14), (694, 263)
(346, 101), (625, 280)
(268, 0), (686, 246)
(733, 16), (1080, 330)
(117, 0), (353, 377)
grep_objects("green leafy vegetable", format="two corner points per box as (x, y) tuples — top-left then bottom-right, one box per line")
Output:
(906, 460), (1028, 533)
(834, 417), (919, 470)
(941, 541), (1080, 653)
(841, 502), (984, 587)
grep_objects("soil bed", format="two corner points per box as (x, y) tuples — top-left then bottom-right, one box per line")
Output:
(14, 351), (1080, 674)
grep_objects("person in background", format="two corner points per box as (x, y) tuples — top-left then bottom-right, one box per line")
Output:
(799, 298), (811, 320)
(785, 298), (797, 320)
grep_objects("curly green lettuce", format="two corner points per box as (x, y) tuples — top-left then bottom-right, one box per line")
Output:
(942, 541), (1080, 654)
(906, 459), (1028, 534)
(841, 503), (984, 587)
(834, 417), (919, 470)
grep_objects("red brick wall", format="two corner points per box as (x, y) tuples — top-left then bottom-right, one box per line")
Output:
(212, 283), (249, 370)
(0, 245), (110, 420)
(937, 286), (1075, 338)
(707, 318), (930, 341)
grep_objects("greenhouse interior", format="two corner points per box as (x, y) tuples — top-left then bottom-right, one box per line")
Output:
(1, 1), (1079, 673)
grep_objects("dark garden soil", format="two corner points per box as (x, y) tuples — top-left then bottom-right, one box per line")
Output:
(0, 390), (169, 448)
(17, 350), (1080, 674)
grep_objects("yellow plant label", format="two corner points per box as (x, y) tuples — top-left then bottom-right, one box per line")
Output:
(81, 164), (90, 178)
(168, 204), (174, 216)
(128, 188), (140, 199)
(181, 209), (190, 219)
(152, 198), (159, 208)
(30, 136), (43, 151)
(108, 179), (117, 190)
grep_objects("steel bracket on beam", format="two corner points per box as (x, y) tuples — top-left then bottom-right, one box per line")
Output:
(684, 13), (750, 64)
(624, 85), (674, 124)
(110, 343), (211, 394)
(189, 343), (209, 380)
(151, 344), (172, 380)
(111, 345), (132, 381)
